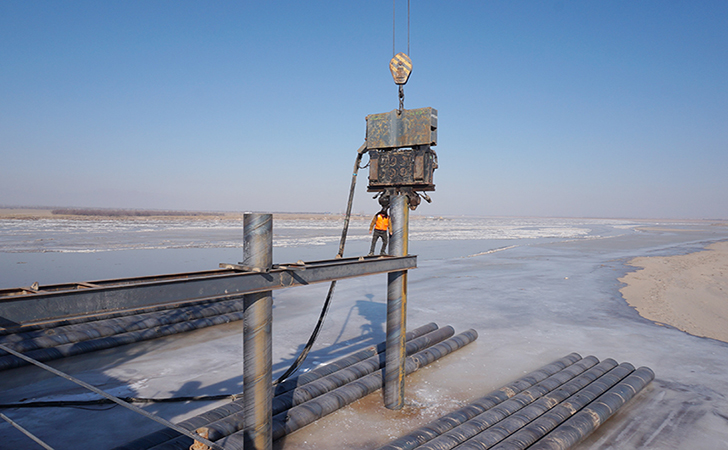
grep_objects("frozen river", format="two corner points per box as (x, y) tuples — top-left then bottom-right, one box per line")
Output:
(1, 216), (728, 449)
(2, 216), (641, 289)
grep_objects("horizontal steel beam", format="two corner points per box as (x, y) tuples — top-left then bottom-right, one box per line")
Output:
(0, 255), (417, 329)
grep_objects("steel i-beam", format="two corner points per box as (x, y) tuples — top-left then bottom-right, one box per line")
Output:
(0, 256), (417, 329)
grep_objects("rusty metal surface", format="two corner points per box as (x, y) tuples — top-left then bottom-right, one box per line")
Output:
(390, 52), (413, 85)
(366, 107), (437, 150)
(368, 147), (437, 192)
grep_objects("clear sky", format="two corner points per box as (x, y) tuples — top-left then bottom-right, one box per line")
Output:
(1, 1), (727, 219)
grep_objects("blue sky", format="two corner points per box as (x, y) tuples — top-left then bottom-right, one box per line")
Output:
(1, 1), (726, 219)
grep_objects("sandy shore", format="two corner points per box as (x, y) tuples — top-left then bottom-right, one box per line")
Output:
(620, 241), (728, 343)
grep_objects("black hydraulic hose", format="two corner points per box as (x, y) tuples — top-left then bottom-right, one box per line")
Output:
(0, 343), (225, 450)
(0, 394), (239, 409)
(338, 143), (369, 259)
(274, 143), (368, 385)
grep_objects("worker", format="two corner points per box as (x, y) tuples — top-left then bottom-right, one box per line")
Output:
(368, 209), (392, 256)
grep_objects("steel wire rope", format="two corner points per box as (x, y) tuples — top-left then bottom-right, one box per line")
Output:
(0, 394), (242, 409)
(0, 343), (225, 450)
(392, 0), (411, 57)
(1, 412), (55, 450)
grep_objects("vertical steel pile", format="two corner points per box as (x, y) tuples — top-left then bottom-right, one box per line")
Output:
(241, 213), (274, 450)
(386, 193), (410, 410)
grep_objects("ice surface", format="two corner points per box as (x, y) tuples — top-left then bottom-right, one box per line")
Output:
(0, 217), (639, 288)
(1, 218), (728, 449)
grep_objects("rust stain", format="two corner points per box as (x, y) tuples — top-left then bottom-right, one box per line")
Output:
(190, 427), (211, 450)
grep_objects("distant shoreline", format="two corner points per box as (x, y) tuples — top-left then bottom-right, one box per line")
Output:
(3, 207), (727, 224)
(620, 240), (728, 343)
(0, 207), (364, 221)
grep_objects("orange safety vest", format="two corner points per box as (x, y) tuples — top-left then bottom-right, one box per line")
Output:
(374, 214), (390, 231)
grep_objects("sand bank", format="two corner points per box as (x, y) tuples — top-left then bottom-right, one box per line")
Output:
(620, 241), (728, 342)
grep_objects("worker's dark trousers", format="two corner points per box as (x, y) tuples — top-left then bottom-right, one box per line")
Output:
(369, 229), (389, 255)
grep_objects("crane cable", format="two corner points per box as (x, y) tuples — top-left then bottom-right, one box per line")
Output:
(392, 0), (411, 57)
(393, 0), (411, 111)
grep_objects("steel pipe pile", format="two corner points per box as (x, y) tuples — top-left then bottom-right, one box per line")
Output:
(379, 358), (653, 450)
(270, 325), (455, 417)
(526, 366), (655, 450)
(270, 329), (477, 443)
(187, 329), (478, 450)
(444, 361), (629, 450)
(0, 297), (244, 351)
(0, 296), (223, 337)
(386, 192), (410, 410)
(0, 298), (244, 352)
(0, 298), (249, 371)
(241, 213), (275, 450)
(378, 353), (583, 450)
(411, 357), (605, 450)
(192, 326), (459, 445)
(274, 322), (438, 397)
(113, 322), (441, 450)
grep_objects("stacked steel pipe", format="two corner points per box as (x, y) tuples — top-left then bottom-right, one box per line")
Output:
(378, 355), (654, 450)
(114, 323), (478, 450)
(8, 302), (652, 450)
(0, 296), (250, 371)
